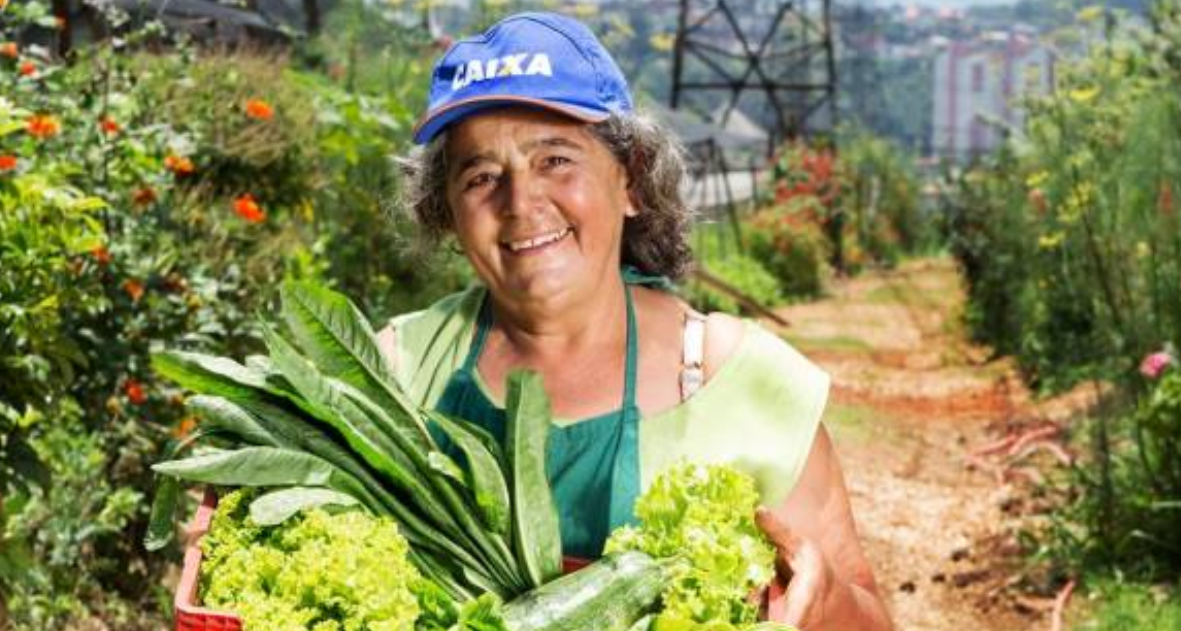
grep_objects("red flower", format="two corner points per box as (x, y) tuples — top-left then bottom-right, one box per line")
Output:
(233, 193), (267, 223)
(244, 99), (274, 121)
(124, 379), (147, 405)
(0, 43), (17, 59)
(132, 187), (157, 206)
(18, 60), (35, 77)
(122, 278), (145, 302)
(1160, 181), (1174, 217)
(0, 154), (16, 172)
(99, 116), (120, 135)
(91, 245), (112, 265)
(25, 114), (60, 139)
(164, 154), (195, 175)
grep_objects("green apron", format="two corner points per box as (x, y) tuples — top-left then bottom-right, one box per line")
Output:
(433, 277), (647, 560)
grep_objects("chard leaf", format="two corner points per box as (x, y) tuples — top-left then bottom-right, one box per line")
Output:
(427, 410), (511, 536)
(187, 395), (281, 447)
(151, 351), (269, 400)
(248, 487), (360, 526)
(427, 451), (468, 488)
(151, 446), (370, 503)
(279, 281), (433, 449)
(144, 475), (180, 552)
(504, 370), (562, 587)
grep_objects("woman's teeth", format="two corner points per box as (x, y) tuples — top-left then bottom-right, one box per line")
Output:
(505, 227), (572, 253)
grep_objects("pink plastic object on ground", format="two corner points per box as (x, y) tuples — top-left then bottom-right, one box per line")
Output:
(174, 490), (242, 631)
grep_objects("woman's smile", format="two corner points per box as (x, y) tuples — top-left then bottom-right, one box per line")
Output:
(501, 226), (574, 255)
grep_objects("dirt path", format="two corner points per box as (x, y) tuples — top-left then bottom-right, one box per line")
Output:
(773, 258), (1094, 631)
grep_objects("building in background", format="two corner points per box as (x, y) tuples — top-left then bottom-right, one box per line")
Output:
(931, 30), (1054, 162)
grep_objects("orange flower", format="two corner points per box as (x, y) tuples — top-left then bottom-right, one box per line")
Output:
(172, 416), (198, 439)
(25, 114), (60, 139)
(164, 154), (195, 175)
(122, 278), (145, 302)
(99, 116), (120, 135)
(91, 245), (112, 265)
(0, 43), (17, 59)
(18, 60), (36, 77)
(232, 193), (267, 223)
(124, 379), (147, 405)
(0, 154), (16, 172)
(244, 98), (274, 121)
(132, 187), (157, 205)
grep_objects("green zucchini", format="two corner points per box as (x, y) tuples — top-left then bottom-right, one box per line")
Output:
(502, 552), (667, 631)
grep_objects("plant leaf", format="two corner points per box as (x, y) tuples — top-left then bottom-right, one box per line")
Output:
(187, 395), (281, 447)
(151, 446), (368, 501)
(151, 351), (269, 400)
(144, 476), (180, 552)
(505, 370), (562, 587)
(279, 281), (432, 449)
(427, 410), (511, 536)
(248, 487), (360, 526)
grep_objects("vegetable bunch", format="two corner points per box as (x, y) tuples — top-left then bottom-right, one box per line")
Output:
(146, 281), (563, 601)
(199, 489), (421, 631)
(605, 463), (785, 631)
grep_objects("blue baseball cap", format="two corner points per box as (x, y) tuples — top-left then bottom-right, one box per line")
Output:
(412, 12), (634, 145)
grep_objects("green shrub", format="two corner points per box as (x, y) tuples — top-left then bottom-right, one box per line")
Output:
(686, 230), (784, 315)
(1075, 577), (1181, 631)
(745, 205), (829, 300)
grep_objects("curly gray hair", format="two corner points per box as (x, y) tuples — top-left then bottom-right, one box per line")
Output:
(398, 111), (695, 281)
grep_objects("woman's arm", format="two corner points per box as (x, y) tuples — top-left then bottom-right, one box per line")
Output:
(758, 424), (894, 631)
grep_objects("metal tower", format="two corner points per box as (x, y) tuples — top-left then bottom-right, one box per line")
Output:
(670, 0), (838, 153)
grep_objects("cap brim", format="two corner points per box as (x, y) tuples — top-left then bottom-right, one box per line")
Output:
(412, 95), (610, 145)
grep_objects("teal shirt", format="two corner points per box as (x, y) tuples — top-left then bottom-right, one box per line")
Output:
(386, 286), (830, 545)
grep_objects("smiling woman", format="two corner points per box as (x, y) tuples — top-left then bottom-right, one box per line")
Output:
(382, 11), (893, 631)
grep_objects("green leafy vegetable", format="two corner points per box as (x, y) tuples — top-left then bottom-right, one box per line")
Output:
(604, 463), (778, 630)
(505, 370), (563, 588)
(200, 489), (421, 631)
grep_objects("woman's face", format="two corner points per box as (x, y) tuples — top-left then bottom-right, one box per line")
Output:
(444, 108), (634, 308)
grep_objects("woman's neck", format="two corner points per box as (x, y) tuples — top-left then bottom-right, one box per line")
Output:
(487, 274), (628, 365)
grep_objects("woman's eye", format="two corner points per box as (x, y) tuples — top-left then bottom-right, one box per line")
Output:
(465, 173), (496, 190)
(542, 155), (572, 170)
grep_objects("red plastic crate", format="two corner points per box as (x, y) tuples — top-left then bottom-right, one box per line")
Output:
(175, 490), (242, 631)
(173, 490), (787, 629)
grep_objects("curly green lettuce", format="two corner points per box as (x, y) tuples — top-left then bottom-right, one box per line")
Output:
(199, 489), (421, 631)
(604, 463), (778, 631)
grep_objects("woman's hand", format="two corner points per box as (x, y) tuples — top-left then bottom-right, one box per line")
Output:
(755, 506), (838, 629)
(753, 425), (894, 631)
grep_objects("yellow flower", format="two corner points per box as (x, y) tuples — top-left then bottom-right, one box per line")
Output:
(1038, 232), (1065, 250)
(571, 2), (597, 18)
(1069, 86), (1100, 103)
(1025, 171), (1049, 188)
(1077, 6), (1104, 22)
(1135, 242), (1151, 259)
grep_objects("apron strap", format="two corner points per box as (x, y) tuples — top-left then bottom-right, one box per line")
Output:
(608, 283), (642, 530)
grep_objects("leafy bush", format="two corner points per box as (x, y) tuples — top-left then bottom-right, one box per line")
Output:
(686, 229), (784, 315)
(0, 0), (458, 625)
(745, 205), (829, 300)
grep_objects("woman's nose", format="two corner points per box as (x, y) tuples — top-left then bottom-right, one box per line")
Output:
(503, 170), (544, 218)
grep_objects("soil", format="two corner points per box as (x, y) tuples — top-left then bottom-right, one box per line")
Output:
(772, 257), (1098, 631)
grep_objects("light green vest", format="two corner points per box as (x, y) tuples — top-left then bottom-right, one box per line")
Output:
(387, 286), (830, 508)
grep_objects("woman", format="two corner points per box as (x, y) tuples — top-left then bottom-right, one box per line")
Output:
(378, 12), (893, 630)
